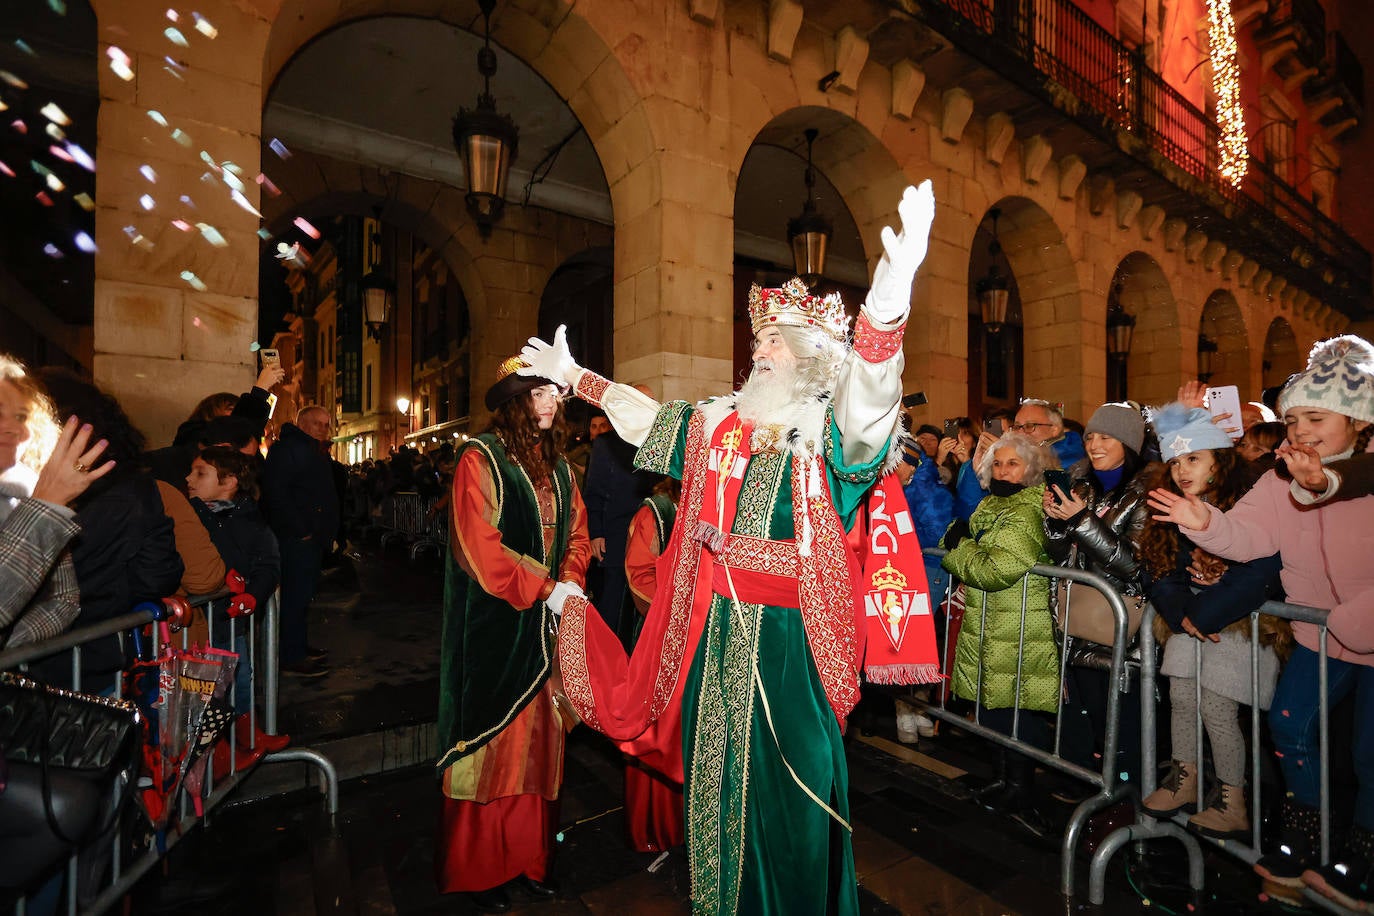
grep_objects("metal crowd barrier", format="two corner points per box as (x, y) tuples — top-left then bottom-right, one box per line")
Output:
(1091, 600), (1347, 913)
(915, 547), (1137, 899)
(0, 590), (337, 916)
(377, 490), (448, 560)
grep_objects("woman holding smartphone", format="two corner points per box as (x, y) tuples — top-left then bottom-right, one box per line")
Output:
(1042, 402), (1161, 790)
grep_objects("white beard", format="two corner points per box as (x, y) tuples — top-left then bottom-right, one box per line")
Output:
(734, 361), (802, 425)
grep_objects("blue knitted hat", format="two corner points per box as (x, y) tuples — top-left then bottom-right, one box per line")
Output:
(1277, 335), (1374, 424)
(1149, 402), (1233, 461)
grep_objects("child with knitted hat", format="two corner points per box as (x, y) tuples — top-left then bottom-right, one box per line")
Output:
(1137, 403), (1287, 841)
(1149, 335), (1374, 910)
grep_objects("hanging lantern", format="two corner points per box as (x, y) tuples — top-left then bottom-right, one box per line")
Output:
(977, 208), (1010, 333)
(1107, 301), (1137, 360)
(452, 0), (519, 237)
(787, 128), (832, 285)
(1197, 332), (1219, 382)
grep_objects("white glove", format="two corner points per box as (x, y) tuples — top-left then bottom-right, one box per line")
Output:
(864, 180), (936, 324)
(546, 580), (584, 617)
(519, 324), (582, 390)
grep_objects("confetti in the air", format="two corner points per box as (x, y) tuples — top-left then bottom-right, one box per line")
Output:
(230, 189), (261, 217)
(139, 194), (155, 210)
(192, 316), (202, 328)
(11, 119), (27, 135)
(140, 165), (158, 183)
(40, 102), (70, 126)
(170, 128), (192, 147)
(1, 71), (29, 89)
(197, 223), (228, 247)
(74, 231), (95, 253)
(107, 47), (134, 81)
(65, 142), (94, 171)
(148, 110), (168, 127)
(268, 138), (291, 160)
(43, 243), (62, 258)
(164, 28), (189, 48)
(35, 191), (53, 206)
(293, 217), (321, 239)
(48, 0), (68, 14)
(193, 13), (218, 39)
(0, 161), (14, 178)
(171, 219), (192, 231)
(166, 8), (179, 21)
(44, 123), (64, 141)
(73, 192), (93, 210)
(180, 270), (207, 291)
(256, 173), (281, 197)
(14, 40), (36, 58)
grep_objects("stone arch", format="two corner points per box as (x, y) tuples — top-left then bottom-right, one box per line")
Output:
(263, 0), (663, 385)
(1198, 290), (1250, 388)
(538, 246), (614, 380)
(1112, 252), (1180, 406)
(1263, 317), (1302, 390)
(739, 107), (913, 274)
(988, 197), (1086, 418)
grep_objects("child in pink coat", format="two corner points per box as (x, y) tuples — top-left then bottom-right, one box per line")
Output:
(1149, 336), (1374, 912)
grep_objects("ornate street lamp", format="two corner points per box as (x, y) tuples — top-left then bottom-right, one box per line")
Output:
(787, 128), (832, 285)
(1106, 299), (1137, 361)
(1197, 332), (1219, 383)
(361, 268), (395, 340)
(452, 0), (519, 237)
(976, 208), (1010, 333)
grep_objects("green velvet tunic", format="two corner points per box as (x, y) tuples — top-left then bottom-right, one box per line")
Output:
(637, 401), (884, 916)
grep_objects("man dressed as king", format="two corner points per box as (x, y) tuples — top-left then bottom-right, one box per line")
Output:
(520, 181), (936, 914)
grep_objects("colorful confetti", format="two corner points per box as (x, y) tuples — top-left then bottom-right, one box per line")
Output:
(180, 269), (207, 291)
(107, 47), (134, 81)
(293, 216), (320, 239)
(74, 231), (95, 253)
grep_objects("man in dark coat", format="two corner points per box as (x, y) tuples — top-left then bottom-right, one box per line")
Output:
(582, 393), (659, 638)
(262, 405), (339, 676)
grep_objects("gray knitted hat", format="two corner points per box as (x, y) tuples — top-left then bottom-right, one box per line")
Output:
(1278, 335), (1374, 424)
(1084, 402), (1146, 454)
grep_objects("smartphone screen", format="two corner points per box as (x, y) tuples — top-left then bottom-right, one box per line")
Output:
(942, 419), (960, 441)
(1206, 385), (1243, 440)
(984, 418), (1005, 437)
(1044, 468), (1071, 503)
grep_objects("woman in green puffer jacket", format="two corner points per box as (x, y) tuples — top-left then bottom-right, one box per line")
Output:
(940, 430), (1059, 836)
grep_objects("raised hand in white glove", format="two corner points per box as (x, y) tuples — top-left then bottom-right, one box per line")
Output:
(864, 180), (936, 325)
(519, 324), (582, 390)
(546, 580), (585, 617)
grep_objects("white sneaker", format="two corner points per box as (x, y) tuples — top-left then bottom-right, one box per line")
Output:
(895, 701), (921, 745)
(915, 712), (937, 738)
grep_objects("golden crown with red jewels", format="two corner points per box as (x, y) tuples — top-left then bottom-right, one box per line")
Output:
(747, 278), (850, 343)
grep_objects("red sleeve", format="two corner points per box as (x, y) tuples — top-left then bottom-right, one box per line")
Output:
(450, 448), (551, 610)
(558, 480), (592, 589)
(624, 504), (661, 615)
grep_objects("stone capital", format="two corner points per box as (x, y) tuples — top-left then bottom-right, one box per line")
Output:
(832, 26), (869, 94)
(1022, 135), (1052, 185)
(941, 88), (974, 145)
(1116, 191), (1142, 229)
(891, 61), (925, 120)
(985, 112), (1015, 164)
(1058, 154), (1086, 200)
(768, 0), (805, 62)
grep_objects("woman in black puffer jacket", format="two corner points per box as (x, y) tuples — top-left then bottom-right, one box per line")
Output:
(33, 370), (183, 688)
(1042, 402), (1160, 787)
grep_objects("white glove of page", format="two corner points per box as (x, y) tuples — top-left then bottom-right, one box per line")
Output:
(519, 325), (583, 390)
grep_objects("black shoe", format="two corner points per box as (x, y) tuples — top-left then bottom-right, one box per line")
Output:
(469, 886), (511, 913)
(305, 645), (329, 661)
(517, 875), (558, 898)
(1254, 799), (1321, 889)
(282, 658), (330, 678)
(1302, 826), (1374, 911)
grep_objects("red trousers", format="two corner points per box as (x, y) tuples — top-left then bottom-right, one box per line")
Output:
(435, 793), (556, 894)
(624, 760), (684, 853)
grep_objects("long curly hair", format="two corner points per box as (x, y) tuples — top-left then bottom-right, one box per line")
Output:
(486, 391), (568, 484)
(1139, 448), (1246, 579)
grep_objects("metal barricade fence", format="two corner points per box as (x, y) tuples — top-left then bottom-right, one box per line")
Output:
(377, 491), (447, 560)
(1090, 599), (1346, 912)
(915, 547), (1152, 899)
(0, 590), (338, 916)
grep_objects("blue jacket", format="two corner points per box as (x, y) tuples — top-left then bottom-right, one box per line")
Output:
(953, 460), (985, 522)
(903, 452), (954, 549)
(1050, 430), (1087, 468)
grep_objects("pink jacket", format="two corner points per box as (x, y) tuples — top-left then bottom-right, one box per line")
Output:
(1184, 468), (1374, 665)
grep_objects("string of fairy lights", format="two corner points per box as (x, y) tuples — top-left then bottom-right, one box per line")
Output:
(1207, 0), (1248, 187)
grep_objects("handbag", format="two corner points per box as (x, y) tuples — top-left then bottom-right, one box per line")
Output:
(1054, 579), (1146, 648)
(0, 671), (142, 846)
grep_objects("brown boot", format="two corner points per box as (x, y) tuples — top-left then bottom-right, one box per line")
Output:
(1188, 783), (1249, 840)
(1141, 760), (1199, 817)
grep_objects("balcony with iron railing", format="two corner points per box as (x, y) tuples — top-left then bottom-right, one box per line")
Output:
(900, 0), (1370, 315)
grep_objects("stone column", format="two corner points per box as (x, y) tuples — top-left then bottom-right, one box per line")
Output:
(91, 0), (269, 445)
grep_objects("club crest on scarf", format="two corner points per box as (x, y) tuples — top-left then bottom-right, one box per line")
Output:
(860, 476), (942, 685)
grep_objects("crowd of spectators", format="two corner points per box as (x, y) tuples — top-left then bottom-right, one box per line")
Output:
(7, 330), (1374, 910)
